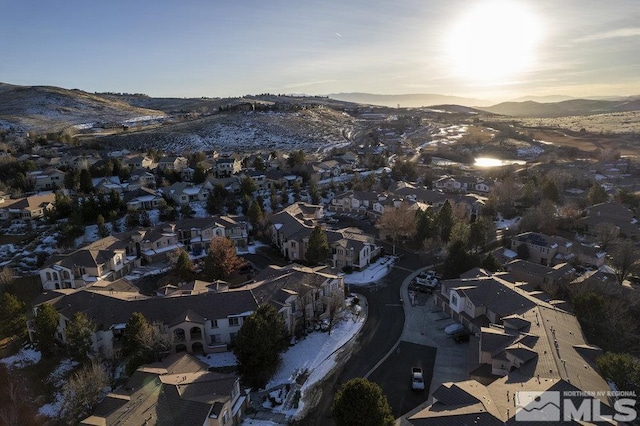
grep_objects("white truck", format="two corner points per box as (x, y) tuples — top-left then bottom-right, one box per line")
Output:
(411, 367), (425, 391)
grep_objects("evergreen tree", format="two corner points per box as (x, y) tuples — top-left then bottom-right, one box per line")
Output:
(481, 253), (502, 272)
(332, 378), (394, 426)
(541, 178), (560, 203)
(234, 304), (288, 389)
(287, 150), (306, 168)
(435, 200), (455, 242)
(79, 169), (94, 193)
(247, 199), (264, 232)
(306, 226), (329, 265)
(596, 352), (640, 395)
(253, 156), (265, 171)
(0, 293), (26, 339)
(469, 217), (490, 253)
(193, 164), (207, 184)
(65, 311), (95, 364)
(174, 249), (195, 280)
(97, 214), (110, 238)
(587, 183), (608, 205)
(240, 176), (257, 198)
(33, 303), (60, 356)
(443, 240), (478, 278)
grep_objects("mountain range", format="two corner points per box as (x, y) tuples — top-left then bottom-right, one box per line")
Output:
(2, 83), (640, 133)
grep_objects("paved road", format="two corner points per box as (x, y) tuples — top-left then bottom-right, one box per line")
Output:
(296, 249), (426, 425)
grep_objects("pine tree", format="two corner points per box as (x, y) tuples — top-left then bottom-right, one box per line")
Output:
(174, 249), (195, 280)
(306, 226), (329, 265)
(332, 378), (394, 426)
(247, 199), (264, 232)
(234, 304), (288, 389)
(0, 293), (26, 339)
(65, 311), (95, 363)
(435, 200), (455, 242)
(33, 303), (60, 356)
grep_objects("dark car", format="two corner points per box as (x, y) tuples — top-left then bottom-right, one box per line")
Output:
(452, 331), (470, 343)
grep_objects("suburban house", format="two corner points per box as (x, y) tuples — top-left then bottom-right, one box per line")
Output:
(250, 264), (345, 336)
(0, 193), (56, 220)
(505, 259), (577, 289)
(264, 170), (303, 189)
(511, 232), (574, 266)
(307, 160), (341, 181)
(157, 156), (189, 172)
(83, 353), (248, 426)
(126, 168), (156, 189)
(39, 236), (134, 290)
(390, 182), (448, 208)
(162, 182), (210, 205)
(241, 170), (268, 191)
(271, 202), (379, 269)
(175, 215), (248, 254)
(27, 168), (65, 191)
(38, 225), (185, 289)
(92, 176), (126, 193)
(579, 202), (640, 238)
(215, 156), (242, 178)
(328, 228), (379, 271)
(408, 271), (614, 424)
(124, 154), (154, 169)
(29, 285), (258, 358)
(330, 190), (384, 214)
(124, 187), (165, 211)
(434, 176), (464, 192)
(132, 223), (184, 265)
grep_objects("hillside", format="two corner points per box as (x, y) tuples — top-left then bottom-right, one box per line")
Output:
(479, 97), (640, 117)
(98, 106), (363, 154)
(0, 83), (167, 132)
(328, 92), (493, 108)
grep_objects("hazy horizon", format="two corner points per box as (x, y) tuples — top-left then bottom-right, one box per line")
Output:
(1, 1), (639, 101)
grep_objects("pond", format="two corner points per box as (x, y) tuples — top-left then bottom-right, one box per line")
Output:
(474, 157), (526, 167)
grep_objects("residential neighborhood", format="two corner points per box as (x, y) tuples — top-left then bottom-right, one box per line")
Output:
(1, 93), (640, 426)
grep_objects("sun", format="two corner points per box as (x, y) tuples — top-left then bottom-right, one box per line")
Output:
(446, 1), (543, 82)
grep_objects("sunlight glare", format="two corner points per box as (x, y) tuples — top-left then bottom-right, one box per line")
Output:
(447, 1), (543, 82)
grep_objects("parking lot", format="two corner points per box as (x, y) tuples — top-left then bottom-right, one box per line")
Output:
(367, 268), (470, 418)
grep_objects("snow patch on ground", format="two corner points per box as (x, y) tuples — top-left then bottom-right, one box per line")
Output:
(198, 351), (238, 368)
(342, 255), (397, 285)
(0, 346), (42, 368)
(237, 241), (269, 255)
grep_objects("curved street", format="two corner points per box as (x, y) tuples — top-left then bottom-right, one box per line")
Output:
(297, 248), (427, 425)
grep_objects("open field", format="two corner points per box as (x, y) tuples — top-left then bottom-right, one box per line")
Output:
(513, 111), (640, 135)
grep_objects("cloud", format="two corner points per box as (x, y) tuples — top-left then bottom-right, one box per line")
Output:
(575, 27), (640, 43)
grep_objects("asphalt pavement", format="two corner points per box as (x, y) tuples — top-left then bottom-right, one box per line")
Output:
(296, 247), (470, 425)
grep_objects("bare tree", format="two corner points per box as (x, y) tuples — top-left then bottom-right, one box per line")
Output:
(61, 362), (110, 424)
(375, 201), (417, 255)
(608, 239), (640, 285)
(327, 292), (345, 336)
(595, 222), (620, 252)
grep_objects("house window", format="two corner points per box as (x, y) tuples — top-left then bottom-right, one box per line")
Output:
(291, 241), (296, 248)
(211, 334), (222, 344)
(451, 293), (458, 306)
(222, 409), (229, 424)
(229, 317), (240, 327)
(230, 332), (237, 343)
(211, 319), (218, 328)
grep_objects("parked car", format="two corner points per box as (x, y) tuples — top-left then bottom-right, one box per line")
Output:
(411, 367), (425, 391)
(452, 331), (470, 343)
(444, 323), (465, 336)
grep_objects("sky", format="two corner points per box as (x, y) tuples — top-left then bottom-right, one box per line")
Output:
(1, 0), (639, 101)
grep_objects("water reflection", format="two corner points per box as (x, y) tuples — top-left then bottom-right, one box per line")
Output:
(474, 157), (526, 167)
